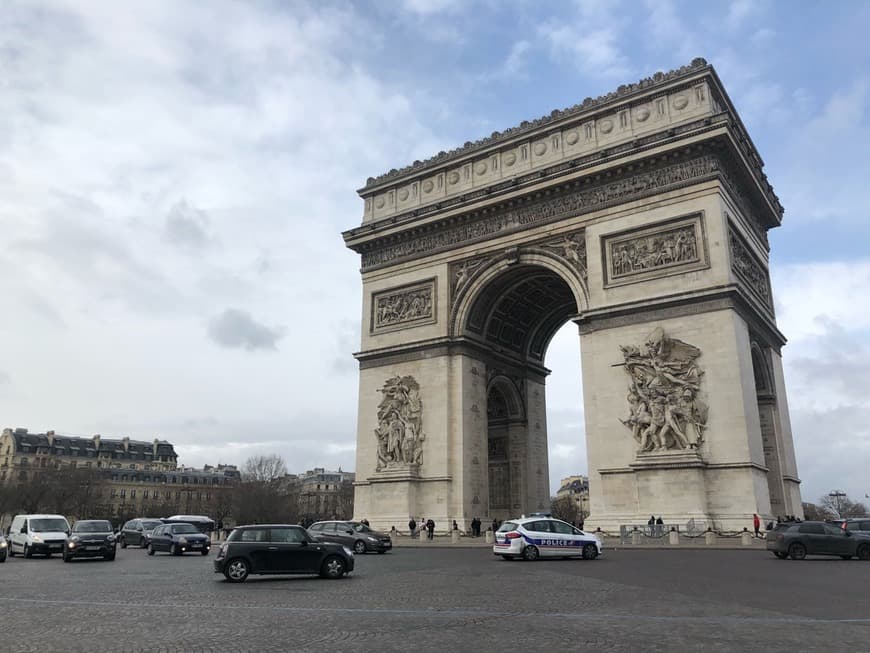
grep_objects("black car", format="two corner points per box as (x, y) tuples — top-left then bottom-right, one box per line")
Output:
(119, 518), (164, 548)
(64, 520), (117, 562)
(308, 520), (392, 554)
(766, 521), (870, 560)
(147, 523), (211, 556)
(0, 533), (7, 563)
(214, 524), (354, 582)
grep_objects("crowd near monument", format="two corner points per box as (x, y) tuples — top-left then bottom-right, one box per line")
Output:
(343, 58), (802, 533)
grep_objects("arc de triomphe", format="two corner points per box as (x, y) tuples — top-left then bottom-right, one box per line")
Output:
(343, 59), (802, 532)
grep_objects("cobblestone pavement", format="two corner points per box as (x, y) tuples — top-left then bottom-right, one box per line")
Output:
(0, 546), (867, 652)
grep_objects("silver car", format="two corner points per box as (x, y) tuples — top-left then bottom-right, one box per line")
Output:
(308, 521), (392, 554)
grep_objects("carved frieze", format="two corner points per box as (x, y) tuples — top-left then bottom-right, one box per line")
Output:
(374, 375), (425, 471)
(619, 327), (709, 454)
(603, 214), (708, 286)
(728, 227), (773, 310)
(371, 279), (436, 333)
(449, 255), (491, 308)
(361, 153), (722, 270)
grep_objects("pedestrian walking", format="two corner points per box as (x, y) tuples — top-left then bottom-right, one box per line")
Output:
(491, 518), (498, 533)
(648, 515), (655, 536)
(408, 517), (417, 538)
(753, 513), (761, 538)
(426, 518), (435, 540)
(655, 516), (664, 537)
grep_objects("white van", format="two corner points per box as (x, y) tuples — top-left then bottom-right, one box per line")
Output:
(8, 514), (70, 558)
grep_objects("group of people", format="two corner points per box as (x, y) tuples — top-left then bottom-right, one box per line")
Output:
(407, 517), (435, 540)
(647, 515), (665, 536)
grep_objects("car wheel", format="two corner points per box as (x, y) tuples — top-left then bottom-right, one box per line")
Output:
(224, 558), (249, 583)
(522, 545), (540, 561)
(24, 544), (32, 559)
(353, 540), (366, 555)
(857, 544), (870, 561)
(120, 538), (127, 549)
(8, 547), (14, 557)
(140, 539), (148, 549)
(788, 542), (807, 560)
(147, 544), (155, 556)
(104, 551), (116, 561)
(62, 553), (72, 563)
(0, 553), (6, 563)
(840, 555), (852, 560)
(320, 555), (346, 579)
(773, 552), (788, 559)
(500, 555), (515, 560)
(171, 543), (181, 556)
(200, 548), (209, 556)
(582, 543), (599, 560)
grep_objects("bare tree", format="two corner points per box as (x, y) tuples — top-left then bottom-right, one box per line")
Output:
(242, 455), (288, 483)
(819, 491), (868, 519)
(550, 495), (580, 525)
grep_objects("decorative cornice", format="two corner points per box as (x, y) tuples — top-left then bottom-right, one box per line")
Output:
(361, 58), (711, 189)
(356, 148), (726, 271)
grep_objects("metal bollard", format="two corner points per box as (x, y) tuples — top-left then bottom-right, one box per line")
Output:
(485, 530), (494, 544)
(705, 531), (717, 546)
(451, 529), (460, 544)
(631, 530), (642, 545)
(740, 531), (752, 546)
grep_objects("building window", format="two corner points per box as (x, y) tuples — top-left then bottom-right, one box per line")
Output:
(130, 490), (136, 498)
(111, 489), (117, 498)
(143, 490), (149, 499)
(120, 490), (126, 498)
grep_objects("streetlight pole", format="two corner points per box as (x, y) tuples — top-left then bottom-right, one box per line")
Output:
(828, 490), (847, 518)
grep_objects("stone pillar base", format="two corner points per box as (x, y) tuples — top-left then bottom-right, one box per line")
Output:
(740, 531), (752, 546)
(631, 531), (642, 545)
(705, 531), (717, 545)
(668, 530), (680, 545)
(451, 530), (460, 544)
(485, 531), (493, 544)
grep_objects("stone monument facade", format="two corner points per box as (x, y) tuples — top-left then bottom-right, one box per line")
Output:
(343, 59), (802, 532)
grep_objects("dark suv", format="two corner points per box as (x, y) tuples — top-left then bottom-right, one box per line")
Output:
(766, 521), (870, 560)
(308, 521), (392, 554)
(119, 518), (164, 548)
(214, 524), (354, 582)
(64, 520), (117, 562)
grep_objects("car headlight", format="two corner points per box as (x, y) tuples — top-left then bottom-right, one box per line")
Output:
(107, 534), (116, 542)
(0, 541), (7, 548)
(342, 546), (354, 557)
(178, 537), (188, 544)
(32, 535), (43, 543)
(367, 536), (378, 542)
(68, 541), (76, 548)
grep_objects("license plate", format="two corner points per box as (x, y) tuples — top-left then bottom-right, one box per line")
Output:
(191, 543), (201, 548)
(85, 546), (100, 551)
(50, 545), (62, 550)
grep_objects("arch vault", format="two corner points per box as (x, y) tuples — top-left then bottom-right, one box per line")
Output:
(343, 59), (802, 532)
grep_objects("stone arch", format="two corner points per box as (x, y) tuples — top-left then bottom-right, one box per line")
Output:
(486, 374), (526, 421)
(450, 249), (587, 362)
(750, 342), (774, 398)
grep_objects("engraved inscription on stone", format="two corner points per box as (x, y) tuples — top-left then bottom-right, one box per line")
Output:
(371, 279), (435, 332)
(729, 227), (772, 309)
(374, 375), (425, 471)
(604, 214), (707, 285)
(619, 327), (709, 454)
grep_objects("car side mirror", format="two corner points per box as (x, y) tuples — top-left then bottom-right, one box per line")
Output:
(20, 526), (27, 534)
(345, 530), (354, 535)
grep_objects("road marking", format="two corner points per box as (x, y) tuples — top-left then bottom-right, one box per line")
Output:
(0, 597), (866, 625)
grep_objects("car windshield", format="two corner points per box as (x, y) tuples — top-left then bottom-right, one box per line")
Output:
(171, 524), (198, 534)
(141, 520), (162, 530)
(31, 518), (68, 532)
(497, 522), (518, 533)
(74, 521), (112, 533)
(352, 523), (371, 533)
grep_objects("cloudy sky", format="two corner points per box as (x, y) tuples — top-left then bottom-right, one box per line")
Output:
(1, 0), (868, 508)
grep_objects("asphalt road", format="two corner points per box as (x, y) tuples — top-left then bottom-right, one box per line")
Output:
(0, 545), (867, 652)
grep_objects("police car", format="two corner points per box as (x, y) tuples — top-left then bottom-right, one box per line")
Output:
(493, 515), (602, 561)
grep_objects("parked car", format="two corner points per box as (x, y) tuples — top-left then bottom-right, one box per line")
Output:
(163, 515), (215, 535)
(7, 514), (70, 558)
(493, 516), (602, 561)
(119, 518), (164, 548)
(766, 521), (870, 560)
(147, 523), (211, 556)
(214, 524), (354, 583)
(0, 533), (7, 563)
(308, 520), (392, 554)
(64, 520), (117, 562)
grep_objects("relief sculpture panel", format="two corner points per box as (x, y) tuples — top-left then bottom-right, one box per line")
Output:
(619, 327), (709, 454)
(604, 214), (708, 286)
(374, 375), (425, 471)
(728, 227), (773, 310)
(371, 279), (436, 333)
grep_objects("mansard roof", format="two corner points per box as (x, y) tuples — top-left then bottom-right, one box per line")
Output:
(5, 428), (177, 459)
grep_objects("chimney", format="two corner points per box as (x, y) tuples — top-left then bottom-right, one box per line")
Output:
(153, 439), (159, 457)
(122, 436), (130, 452)
(47, 430), (55, 447)
(93, 434), (101, 450)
